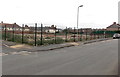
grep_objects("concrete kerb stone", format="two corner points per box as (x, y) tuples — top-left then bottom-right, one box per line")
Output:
(31, 38), (112, 52)
(83, 38), (112, 44)
(29, 44), (75, 52)
(3, 38), (112, 53)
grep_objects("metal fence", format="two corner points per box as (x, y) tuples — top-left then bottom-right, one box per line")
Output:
(2, 23), (115, 46)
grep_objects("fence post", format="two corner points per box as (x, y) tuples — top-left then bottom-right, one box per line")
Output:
(93, 29), (95, 39)
(101, 30), (103, 38)
(35, 23), (37, 46)
(104, 29), (106, 38)
(77, 28), (79, 42)
(94, 29), (97, 39)
(86, 29), (87, 41)
(74, 27), (75, 42)
(90, 32), (92, 40)
(103, 31), (104, 38)
(77, 28), (79, 41)
(4, 25), (6, 40)
(80, 28), (82, 41)
(103, 30), (105, 38)
(65, 27), (68, 42)
(98, 29), (99, 39)
(55, 26), (57, 44)
(22, 24), (24, 44)
(105, 30), (107, 38)
(40, 23), (43, 45)
(12, 24), (14, 42)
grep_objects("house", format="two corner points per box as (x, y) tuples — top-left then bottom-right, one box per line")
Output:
(24, 25), (30, 31)
(56, 28), (63, 33)
(0, 21), (33, 34)
(0, 21), (22, 33)
(44, 25), (56, 33)
(29, 25), (57, 33)
(67, 28), (92, 34)
(81, 28), (92, 34)
(106, 22), (120, 31)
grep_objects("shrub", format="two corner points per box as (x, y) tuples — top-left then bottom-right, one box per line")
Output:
(36, 37), (64, 45)
(55, 37), (64, 44)
(44, 37), (52, 39)
(14, 35), (22, 43)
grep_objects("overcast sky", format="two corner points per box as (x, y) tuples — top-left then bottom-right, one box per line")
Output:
(0, 0), (119, 28)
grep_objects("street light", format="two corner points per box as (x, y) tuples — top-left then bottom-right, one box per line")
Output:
(77, 5), (83, 41)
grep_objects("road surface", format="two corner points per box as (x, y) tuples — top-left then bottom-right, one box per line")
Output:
(2, 39), (118, 75)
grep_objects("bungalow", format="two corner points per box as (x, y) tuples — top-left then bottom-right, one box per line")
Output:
(29, 25), (57, 33)
(0, 21), (22, 32)
(24, 25), (30, 31)
(45, 25), (56, 33)
(67, 28), (92, 34)
(0, 21), (32, 34)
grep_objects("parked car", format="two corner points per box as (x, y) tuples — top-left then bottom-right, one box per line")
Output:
(113, 33), (120, 39)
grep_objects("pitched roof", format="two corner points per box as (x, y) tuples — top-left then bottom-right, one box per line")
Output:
(0, 22), (21, 28)
(107, 24), (120, 28)
(107, 22), (120, 28)
(29, 27), (51, 31)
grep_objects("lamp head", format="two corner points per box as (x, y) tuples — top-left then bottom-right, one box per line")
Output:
(79, 5), (83, 7)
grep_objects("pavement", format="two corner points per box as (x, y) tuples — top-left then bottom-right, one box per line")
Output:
(2, 38), (111, 54)
(2, 39), (118, 75)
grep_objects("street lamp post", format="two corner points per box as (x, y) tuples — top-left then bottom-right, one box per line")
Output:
(77, 5), (83, 41)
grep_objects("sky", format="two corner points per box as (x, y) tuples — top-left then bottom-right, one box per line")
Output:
(0, 0), (119, 28)
(118, 1), (120, 24)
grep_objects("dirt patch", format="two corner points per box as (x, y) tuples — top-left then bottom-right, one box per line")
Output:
(69, 42), (80, 46)
(10, 51), (31, 55)
(10, 44), (32, 49)
(0, 52), (8, 56)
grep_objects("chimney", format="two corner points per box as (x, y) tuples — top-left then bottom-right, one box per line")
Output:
(51, 25), (54, 28)
(25, 25), (28, 27)
(1, 21), (3, 23)
(14, 23), (16, 25)
(113, 22), (116, 24)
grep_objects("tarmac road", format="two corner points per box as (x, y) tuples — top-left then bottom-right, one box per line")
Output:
(2, 39), (118, 75)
